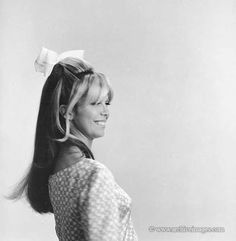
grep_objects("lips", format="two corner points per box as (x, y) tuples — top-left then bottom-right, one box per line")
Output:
(94, 120), (106, 127)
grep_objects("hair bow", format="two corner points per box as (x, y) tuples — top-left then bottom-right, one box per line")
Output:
(34, 47), (85, 77)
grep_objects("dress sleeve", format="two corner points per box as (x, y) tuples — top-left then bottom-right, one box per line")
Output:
(81, 167), (121, 241)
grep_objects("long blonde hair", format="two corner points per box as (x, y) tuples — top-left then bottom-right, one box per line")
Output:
(7, 57), (113, 213)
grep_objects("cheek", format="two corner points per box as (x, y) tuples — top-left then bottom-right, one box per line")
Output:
(75, 103), (102, 121)
(84, 106), (100, 119)
(74, 109), (96, 127)
(83, 110), (96, 123)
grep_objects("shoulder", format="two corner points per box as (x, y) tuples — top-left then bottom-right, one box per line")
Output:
(83, 158), (115, 183)
(53, 145), (84, 174)
(52, 144), (115, 182)
(82, 160), (117, 199)
(67, 158), (116, 194)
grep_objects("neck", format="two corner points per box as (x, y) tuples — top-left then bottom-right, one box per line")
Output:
(83, 138), (93, 149)
(72, 130), (93, 150)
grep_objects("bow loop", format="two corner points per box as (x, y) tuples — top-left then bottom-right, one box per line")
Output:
(34, 47), (84, 77)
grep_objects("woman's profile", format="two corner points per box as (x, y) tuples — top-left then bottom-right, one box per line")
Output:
(7, 47), (138, 241)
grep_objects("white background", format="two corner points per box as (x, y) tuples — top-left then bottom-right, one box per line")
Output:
(1, 0), (236, 240)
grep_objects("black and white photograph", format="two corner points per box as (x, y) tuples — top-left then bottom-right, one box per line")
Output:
(1, 0), (236, 241)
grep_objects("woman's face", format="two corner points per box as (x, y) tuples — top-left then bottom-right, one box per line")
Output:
(72, 93), (110, 142)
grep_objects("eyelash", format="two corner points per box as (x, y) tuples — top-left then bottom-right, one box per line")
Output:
(91, 101), (111, 106)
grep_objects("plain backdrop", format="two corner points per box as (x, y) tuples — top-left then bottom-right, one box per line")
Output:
(1, 0), (236, 241)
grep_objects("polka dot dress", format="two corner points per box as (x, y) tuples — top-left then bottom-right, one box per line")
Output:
(48, 158), (138, 241)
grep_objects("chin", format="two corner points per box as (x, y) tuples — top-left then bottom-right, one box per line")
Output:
(94, 132), (105, 139)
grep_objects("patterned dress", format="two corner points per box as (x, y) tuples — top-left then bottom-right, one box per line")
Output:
(48, 157), (138, 241)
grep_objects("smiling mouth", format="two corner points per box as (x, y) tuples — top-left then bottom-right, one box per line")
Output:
(94, 121), (106, 127)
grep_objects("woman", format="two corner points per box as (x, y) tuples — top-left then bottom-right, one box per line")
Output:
(8, 47), (138, 241)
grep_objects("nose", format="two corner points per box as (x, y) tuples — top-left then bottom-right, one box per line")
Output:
(101, 103), (109, 119)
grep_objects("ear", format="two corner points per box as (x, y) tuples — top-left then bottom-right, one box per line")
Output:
(59, 105), (74, 120)
(59, 105), (67, 117)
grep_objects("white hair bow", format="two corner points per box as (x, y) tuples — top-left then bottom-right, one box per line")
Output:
(34, 47), (84, 77)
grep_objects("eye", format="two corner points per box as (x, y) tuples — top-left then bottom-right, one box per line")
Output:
(90, 101), (100, 105)
(90, 100), (111, 106)
(90, 102), (103, 106)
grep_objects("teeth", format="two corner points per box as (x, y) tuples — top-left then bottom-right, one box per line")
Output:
(95, 121), (106, 126)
